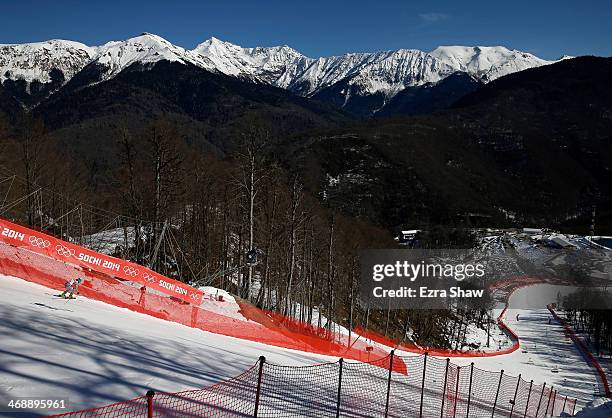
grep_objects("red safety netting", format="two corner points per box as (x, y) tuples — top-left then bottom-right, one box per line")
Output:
(0, 217), (545, 367)
(0, 221), (583, 418)
(350, 278), (546, 358)
(0, 239), (398, 368)
(353, 307), (520, 357)
(49, 362), (261, 417)
(548, 305), (611, 398)
(46, 353), (577, 418)
(0, 217), (203, 304)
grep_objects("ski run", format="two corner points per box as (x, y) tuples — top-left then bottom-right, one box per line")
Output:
(0, 274), (608, 416)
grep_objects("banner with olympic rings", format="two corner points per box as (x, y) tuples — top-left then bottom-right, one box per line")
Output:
(0, 217), (204, 305)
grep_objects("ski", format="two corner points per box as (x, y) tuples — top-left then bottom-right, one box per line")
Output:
(53, 294), (76, 300)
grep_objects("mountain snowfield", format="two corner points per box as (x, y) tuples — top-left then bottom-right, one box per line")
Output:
(429, 45), (553, 82)
(91, 33), (214, 81)
(0, 33), (566, 105)
(0, 39), (95, 84)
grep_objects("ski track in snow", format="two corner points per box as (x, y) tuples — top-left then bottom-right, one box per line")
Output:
(0, 276), (600, 417)
(444, 284), (600, 412)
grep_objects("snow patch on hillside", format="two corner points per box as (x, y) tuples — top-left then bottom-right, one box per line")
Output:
(198, 285), (254, 322)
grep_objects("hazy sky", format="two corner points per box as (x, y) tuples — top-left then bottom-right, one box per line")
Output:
(1, 0), (610, 59)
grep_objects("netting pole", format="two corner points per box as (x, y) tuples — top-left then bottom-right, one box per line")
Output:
(254, 356), (266, 418)
(545, 388), (554, 416)
(523, 381), (533, 418)
(549, 390), (556, 417)
(419, 352), (428, 418)
(509, 374), (521, 417)
(535, 383), (547, 417)
(336, 358), (344, 418)
(440, 358), (450, 418)
(492, 369), (504, 417)
(571, 399), (576, 416)
(562, 395), (567, 414)
(452, 366), (461, 418)
(146, 390), (155, 418)
(385, 350), (394, 418)
(466, 362), (474, 418)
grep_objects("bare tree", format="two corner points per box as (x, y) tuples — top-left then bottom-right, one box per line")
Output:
(16, 115), (47, 225)
(143, 120), (185, 270)
(283, 174), (303, 315)
(235, 123), (268, 301)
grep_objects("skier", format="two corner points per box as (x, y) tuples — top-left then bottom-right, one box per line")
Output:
(60, 277), (83, 299)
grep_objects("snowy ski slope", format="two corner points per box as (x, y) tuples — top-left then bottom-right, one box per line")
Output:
(0, 275), (334, 416)
(0, 276), (601, 416)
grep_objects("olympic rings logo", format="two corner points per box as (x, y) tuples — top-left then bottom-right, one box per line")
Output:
(55, 245), (75, 258)
(123, 266), (139, 277)
(29, 236), (50, 248)
(143, 272), (157, 283)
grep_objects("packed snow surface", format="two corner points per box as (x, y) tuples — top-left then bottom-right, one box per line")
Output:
(0, 276), (600, 416)
(446, 284), (600, 411)
(0, 275), (334, 416)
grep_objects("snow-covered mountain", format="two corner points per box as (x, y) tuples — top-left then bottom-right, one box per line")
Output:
(0, 39), (95, 84)
(288, 49), (457, 97)
(429, 46), (553, 82)
(92, 33), (215, 81)
(193, 37), (312, 86)
(0, 33), (564, 112)
(191, 39), (560, 100)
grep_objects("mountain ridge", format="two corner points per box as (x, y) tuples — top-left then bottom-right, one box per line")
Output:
(1, 33), (565, 114)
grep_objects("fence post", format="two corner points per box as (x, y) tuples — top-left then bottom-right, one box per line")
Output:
(561, 395), (567, 414)
(509, 374), (521, 417)
(385, 350), (394, 418)
(419, 352), (428, 418)
(535, 383), (546, 417)
(452, 366), (461, 418)
(440, 358), (450, 418)
(491, 369), (504, 417)
(146, 390), (155, 418)
(523, 380), (533, 418)
(254, 356), (266, 418)
(336, 358), (344, 418)
(571, 399), (576, 416)
(544, 388), (554, 416)
(466, 363), (474, 418)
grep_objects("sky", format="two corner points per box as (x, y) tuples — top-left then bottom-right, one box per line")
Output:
(1, 0), (611, 59)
